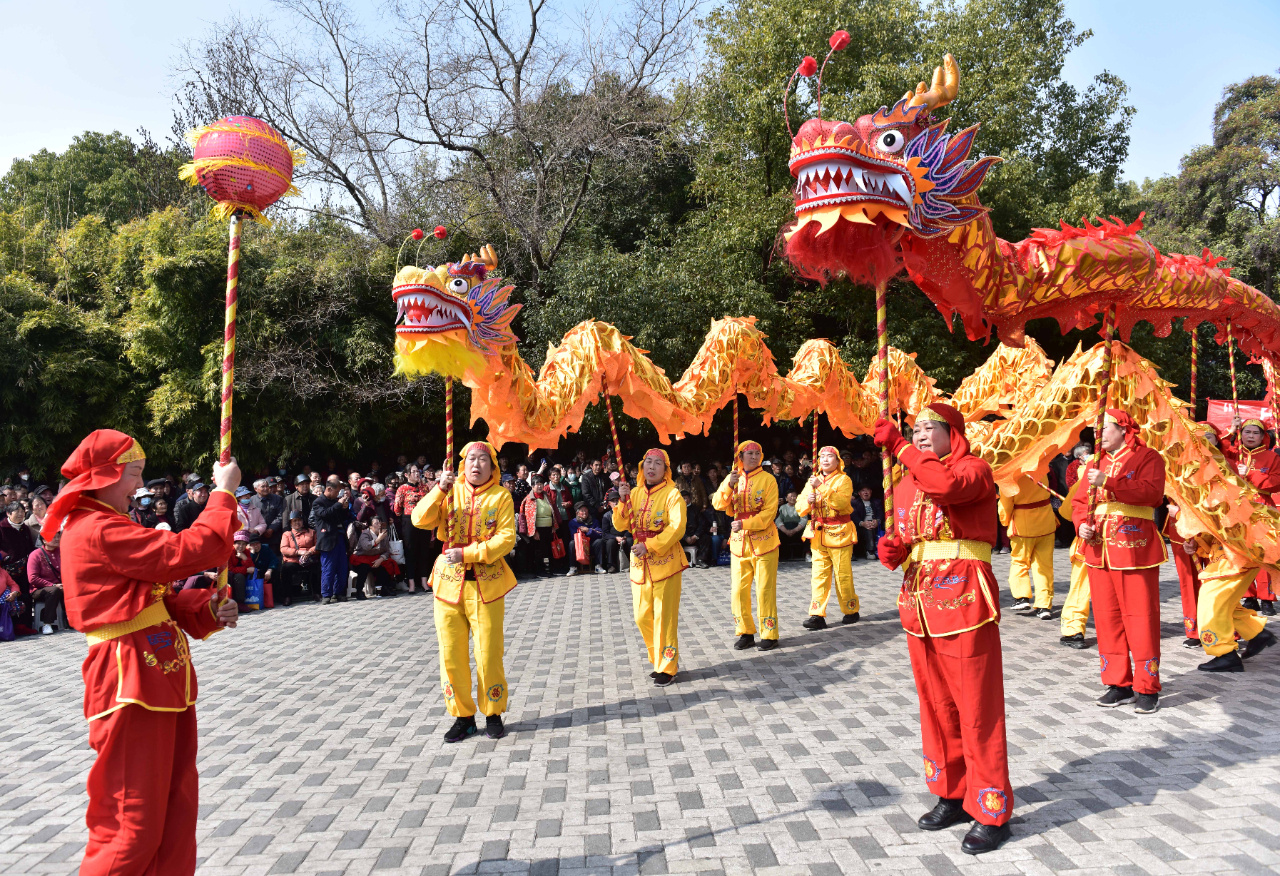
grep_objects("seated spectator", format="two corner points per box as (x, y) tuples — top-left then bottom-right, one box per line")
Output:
(130, 490), (156, 527)
(679, 489), (714, 568)
(852, 485), (884, 559)
(0, 500), (36, 625)
(279, 513), (319, 604)
(674, 462), (708, 511)
(24, 487), (52, 539)
(521, 475), (565, 578)
(776, 490), (807, 560)
(596, 490), (631, 573)
(235, 486), (267, 539)
(229, 532), (256, 607)
(26, 531), (65, 634)
(152, 497), (174, 530)
(567, 502), (602, 576)
(0, 566), (22, 639)
(352, 515), (400, 598)
(173, 477), (209, 531)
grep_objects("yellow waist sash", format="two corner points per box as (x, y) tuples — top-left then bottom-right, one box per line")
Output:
(908, 538), (993, 564)
(85, 601), (171, 646)
(1095, 502), (1155, 520)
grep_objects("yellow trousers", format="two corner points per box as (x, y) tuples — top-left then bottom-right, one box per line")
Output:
(732, 549), (780, 639)
(633, 573), (681, 674)
(1009, 534), (1055, 608)
(809, 543), (858, 617)
(435, 580), (507, 717)
(1059, 558), (1090, 637)
(1198, 568), (1266, 657)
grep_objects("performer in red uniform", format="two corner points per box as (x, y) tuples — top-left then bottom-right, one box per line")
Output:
(1221, 416), (1280, 615)
(1071, 410), (1166, 714)
(874, 403), (1012, 856)
(45, 430), (241, 876)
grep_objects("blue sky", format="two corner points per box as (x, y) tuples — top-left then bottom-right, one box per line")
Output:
(2, 0), (1278, 183)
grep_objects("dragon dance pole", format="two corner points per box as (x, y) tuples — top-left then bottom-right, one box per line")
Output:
(1228, 321), (1239, 420)
(1189, 328), (1198, 416)
(1088, 304), (1117, 519)
(216, 213), (242, 596)
(444, 377), (455, 469)
(812, 410), (819, 464)
(733, 394), (739, 450)
(876, 279), (894, 523)
(605, 393), (625, 477)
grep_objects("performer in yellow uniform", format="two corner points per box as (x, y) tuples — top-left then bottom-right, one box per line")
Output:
(796, 445), (859, 630)
(412, 441), (517, 742)
(615, 448), (687, 686)
(713, 440), (781, 651)
(998, 475), (1056, 619)
(1193, 537), (1276, 672)
(1057, 478), (1091, 648)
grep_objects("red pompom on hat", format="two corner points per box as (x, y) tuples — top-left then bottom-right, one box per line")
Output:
(829, 30), (851, 51)
(411, 228), (424, 240)
(797, 56), (818, 77)
(433, 225), (448, 239)
(42, 429), (145, 540)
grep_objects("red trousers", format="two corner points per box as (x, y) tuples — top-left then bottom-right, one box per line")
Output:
(1247, 569), (1277, 601)
(1173, 549), (1201, 639)
(906, 622), (1013, 826)
(1087, 566), (1161, 695)
(82, 705), (199, 876)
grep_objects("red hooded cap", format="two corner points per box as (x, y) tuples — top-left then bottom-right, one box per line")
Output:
(42, 430), (144, 540)
(916, 403), (970, 459)
(1103, 408), (1145, 450)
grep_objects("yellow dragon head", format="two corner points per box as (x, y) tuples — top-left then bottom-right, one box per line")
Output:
(392, 244), (521, 379)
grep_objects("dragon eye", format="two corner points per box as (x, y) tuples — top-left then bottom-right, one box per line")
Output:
(448, 278), (469, 294)
(875, 129), (906, 154)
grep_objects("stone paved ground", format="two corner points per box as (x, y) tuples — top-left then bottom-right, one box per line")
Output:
(2, 549), (1280, 875)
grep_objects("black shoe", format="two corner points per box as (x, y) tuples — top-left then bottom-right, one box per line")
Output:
(1033, 607), (1053, 620)
(1096, 685), (1134, 707)
(961, 822), (1011, 855)
(1198, 651), (1244, 672)
(649, 671), (659, 679)
(1242, 597), (1260, 610)
(917, 798), (971, 831)
(733, 634), (755, 650)
(1011, 598), (1032, 612)
(1261, 601), (1277, 617)
(444, 716), (478, 743)
(282, 596), (292, 607)
(757, 638), (779, 651)
(1183, 637), (1202, 649)
(1060, 633), (1087, 649)
(484, 715), (506, 740)
(337, 595), (348, 602)
(354, 591), (368, 600)
(1134, 693), (1159, 714)
(842, 613), (860, 624)
(653, 672), (674, 687)
(1241, 628), (1277, 659)
(802, 615), (827, 631)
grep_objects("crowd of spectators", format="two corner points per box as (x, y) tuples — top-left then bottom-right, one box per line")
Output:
(0, 441), (902, 641)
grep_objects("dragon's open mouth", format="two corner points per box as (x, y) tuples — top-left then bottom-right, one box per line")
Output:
(393, 285), (471, 335)
(792, 156), (913, 213)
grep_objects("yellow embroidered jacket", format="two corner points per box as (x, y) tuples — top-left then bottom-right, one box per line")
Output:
(997, 475), (1057, 539)
(712, 467), (780, 557)
(413, 448), (517, 604)
(614, 456), (687, 584)
(796, 467), (854, 549)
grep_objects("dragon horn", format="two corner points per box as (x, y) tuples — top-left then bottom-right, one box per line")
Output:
(904, 54), (959, 112)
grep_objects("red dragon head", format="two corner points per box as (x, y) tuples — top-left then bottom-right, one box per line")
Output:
(783, 53), (1000, 285)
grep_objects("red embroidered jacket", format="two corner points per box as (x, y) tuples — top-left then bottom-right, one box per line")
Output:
(1221, 436), (1280, 506)
(888, 445), (1000, 638)
(1071, 445), (1167, 570)
(61, 490), (239, 720)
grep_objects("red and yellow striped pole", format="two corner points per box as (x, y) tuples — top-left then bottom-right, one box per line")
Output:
(812, 409), (819, 464)
(445, 377), (455, 469)
(216, 213), (241, 597)
(1088, 304), (1117, 520)
(605, 393), (625, 476)
(1189, 327), (1198, 416)
(876, 279), (894, 523)
(1227, 321), (1239, 421)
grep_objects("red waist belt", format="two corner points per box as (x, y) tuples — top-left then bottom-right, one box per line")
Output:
(734, 513), (754, 521)
(814, 514), (851, 526)
(1014, 499), (1051, 510)
(634, 526), (663, 542)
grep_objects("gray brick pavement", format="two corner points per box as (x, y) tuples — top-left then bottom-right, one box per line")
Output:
(1, 549), (1278, 874)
